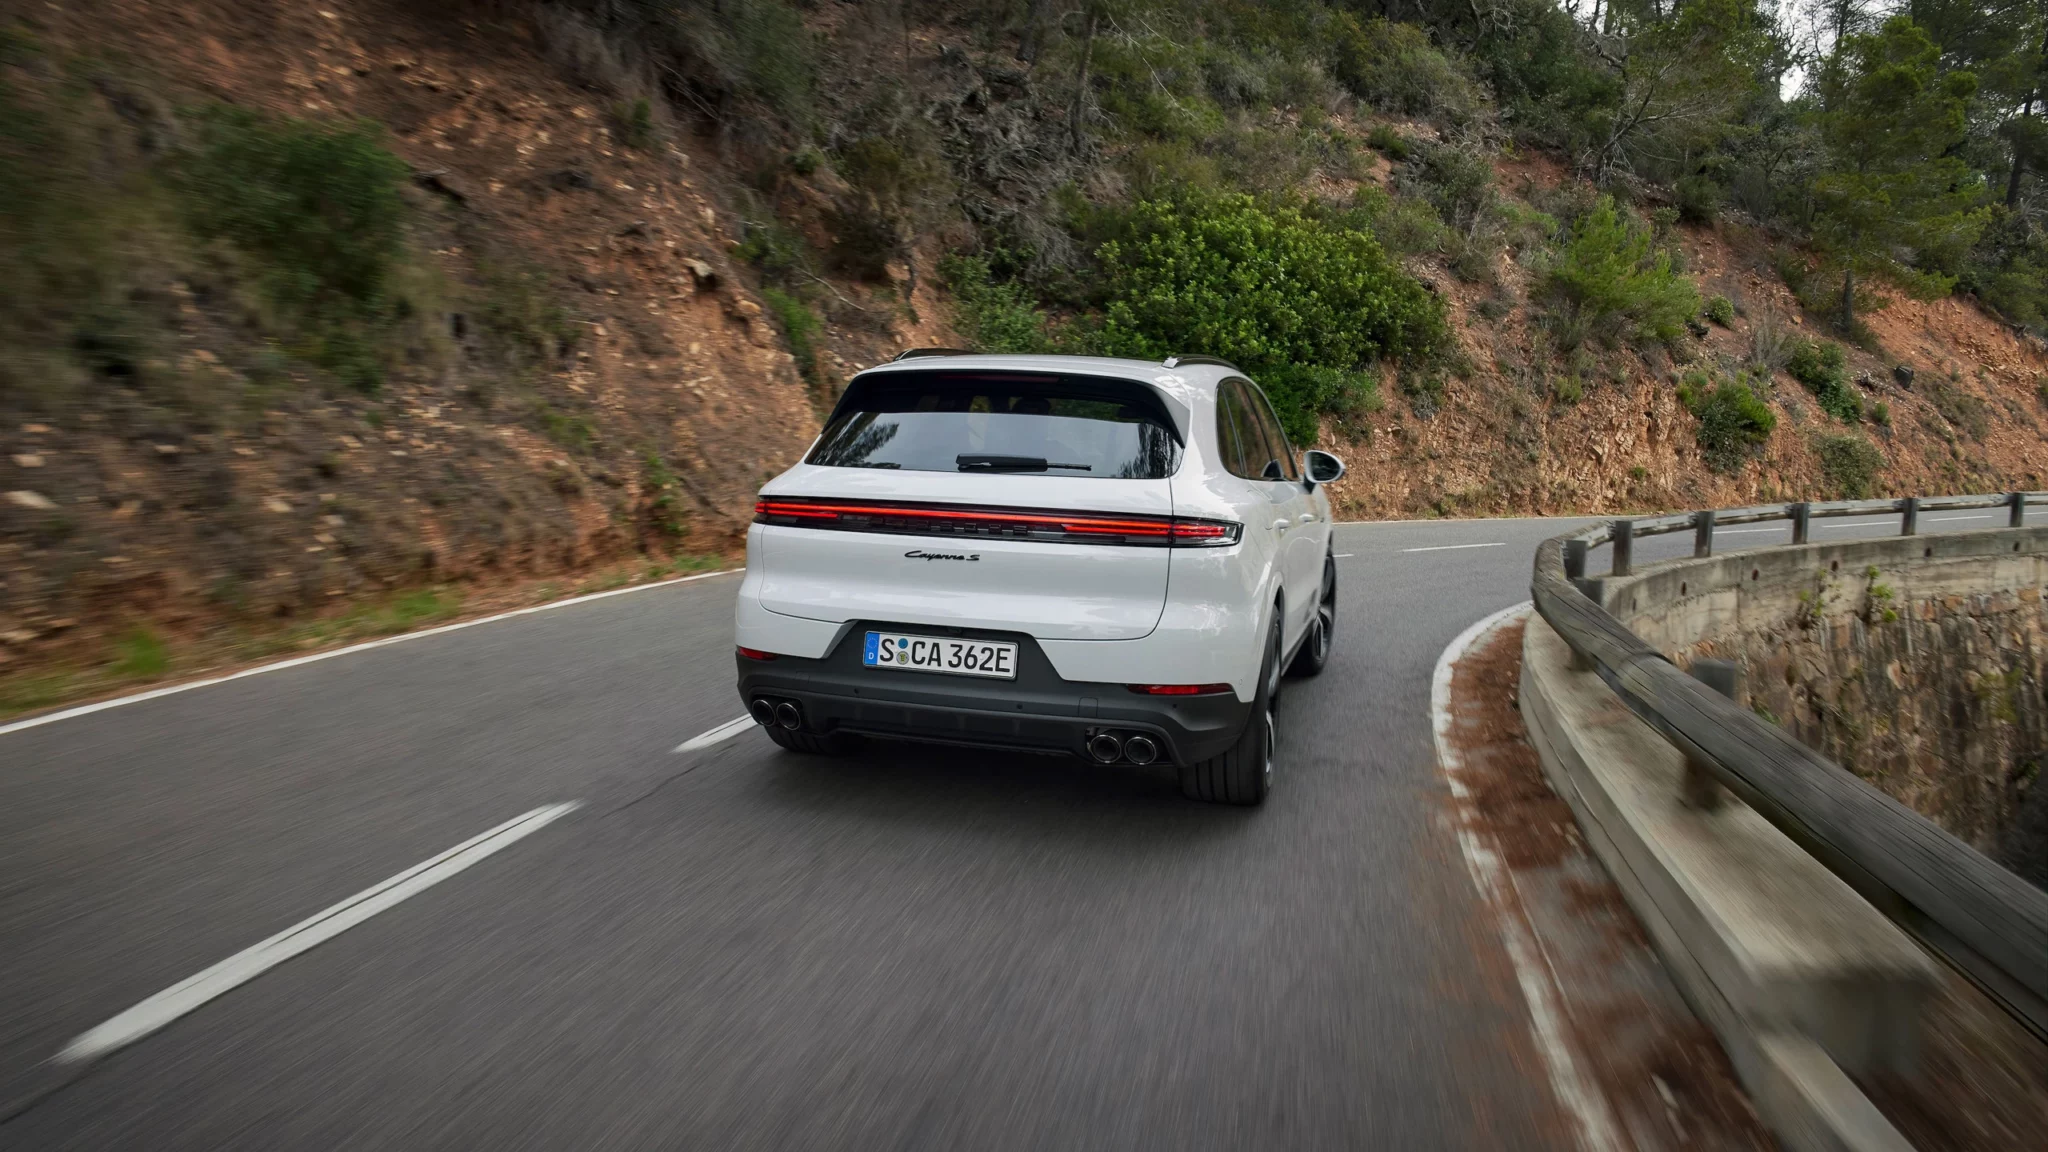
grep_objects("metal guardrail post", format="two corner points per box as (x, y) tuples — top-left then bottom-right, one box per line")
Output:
(1901, 497), (1919, 536)
(1790, 502), (1811, 545)
(1684, 660), (1739, 810)
(1611, 519), (1633, 577)
(2012, 492), (2027, 528)
(1693, 509), (1715, 558)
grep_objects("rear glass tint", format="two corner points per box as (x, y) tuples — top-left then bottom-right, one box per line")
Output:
(808, 372), (1181, 479)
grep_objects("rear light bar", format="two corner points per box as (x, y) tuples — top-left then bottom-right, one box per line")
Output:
(753, 498), (1241, 548)
(736, 646), (779, 661)
(1128, 683), (1234, 695)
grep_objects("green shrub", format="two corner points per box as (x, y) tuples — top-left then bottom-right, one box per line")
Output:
(1263, 364), (1385, 437)
(1704, 294), (1735, 327)
(1869, 400), (1890, 426)
(761, 286), (822, 382)
(734, 218), (809, 284)
(1785, 337), (1861, 421)
(1400, 370), (1447, 420)
(1367, 195), (1447, 257)
(1539, 196), (1698, 347)
(112, 626), (169, 680)
(1815, 433), (1884, 498)
(534, 402), (596, 453)
(610, 97), (655, 150)
(1397, 141), (1494, 232)
(940, 254), (1060, 355)
(1330, 16), (1484, 127)
(179, 107), (410, 392)
(1365, 123), (1411, 161)
(642, 452), (687, 537)
(1677, 371), (1775, 472)
(1095, 191), (1445, 442)
(1675, 175), (1722, 225)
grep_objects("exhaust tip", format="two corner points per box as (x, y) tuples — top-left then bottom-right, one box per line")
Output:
(775, 701), (802, 730)
(1087, 733), (1124, 764)
(1123, 735), (1158, 766)
(749, 697), (776, 725)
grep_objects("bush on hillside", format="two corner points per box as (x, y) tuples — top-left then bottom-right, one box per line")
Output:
(1677, 371), (1775, 472)
(1816, 433), (1884, 498)
(939, 253), (1062, 355)
(1094, 192), (1445, 442)
(1785, 336), (1861, 421)
(1538, 195), (1697, 347)
(1330, 16), (1484, 127)
(179, 108), (411, 392)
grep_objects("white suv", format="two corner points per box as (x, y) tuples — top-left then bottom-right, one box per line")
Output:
(734, 352), (1344, 805)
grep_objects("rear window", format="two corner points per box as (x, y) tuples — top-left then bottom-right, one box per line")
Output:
(808, 371), (1182, 479)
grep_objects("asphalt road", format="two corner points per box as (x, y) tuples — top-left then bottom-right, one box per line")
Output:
(0, 511), (2005, 1149)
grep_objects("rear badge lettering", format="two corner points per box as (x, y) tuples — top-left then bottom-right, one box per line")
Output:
(904, 550), (980, 562)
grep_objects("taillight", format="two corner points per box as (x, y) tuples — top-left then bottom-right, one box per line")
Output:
(1166, 517), (1241, 547)
(753, 498), (1240, 548)
(1127, 683), (1234, 695)
(736, 646), (779, 661)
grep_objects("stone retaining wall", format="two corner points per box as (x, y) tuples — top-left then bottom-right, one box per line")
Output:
(1598, 528), (2048, 888)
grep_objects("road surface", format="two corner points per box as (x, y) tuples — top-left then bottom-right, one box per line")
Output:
(0, 511), (2002, 1149)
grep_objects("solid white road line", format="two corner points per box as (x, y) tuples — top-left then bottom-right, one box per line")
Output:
(0, 569), (742, 741)
(56, 802), (581, 1065)
(674, 714), (756, 753)
(1431, 603), (1625, 1152)
(1332, 553), (1356, 559)
(1402, 541), (1507, 553)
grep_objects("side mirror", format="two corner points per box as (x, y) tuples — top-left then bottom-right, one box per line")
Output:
(1302, 450), (1345, 486)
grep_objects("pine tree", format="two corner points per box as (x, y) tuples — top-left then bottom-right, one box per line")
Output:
(1811, 15), (1991, 328)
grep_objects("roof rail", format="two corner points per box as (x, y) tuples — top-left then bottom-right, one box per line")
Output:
(1162, 355), (1242, 372)
(890, 348), (976, 361)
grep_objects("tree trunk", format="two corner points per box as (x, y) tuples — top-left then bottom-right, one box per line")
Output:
(1068, 8), (1098, 155)
(1841, 267), (1855, 331)
(1018, 0), (1051, 64)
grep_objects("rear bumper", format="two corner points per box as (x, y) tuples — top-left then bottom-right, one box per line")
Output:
(735, 624), (1249, 765)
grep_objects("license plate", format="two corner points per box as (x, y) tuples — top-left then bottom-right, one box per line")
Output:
(863, 631), (1018, 679)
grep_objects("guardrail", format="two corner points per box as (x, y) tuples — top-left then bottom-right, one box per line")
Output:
(1530, 491), (2048, 1044)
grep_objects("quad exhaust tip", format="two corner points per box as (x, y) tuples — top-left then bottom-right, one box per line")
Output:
(1122, 735), (1158, 765)
(1087, 733), (1124, 764)
(749, 697), (776, 725)
(774, 701), (802, 730)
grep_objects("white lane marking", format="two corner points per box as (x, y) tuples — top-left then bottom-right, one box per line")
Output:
(674, 714), (756, 753)
(1928, 513), (1994, 522)
(0, 569), (742, 740)
(1332, 553), (1356, 559)
(1432, 603), (1626, 1152)
(57, 803), (581, 1065)
(1402, 541), (1507, 553)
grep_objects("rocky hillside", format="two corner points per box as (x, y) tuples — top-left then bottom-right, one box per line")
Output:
(3, 0), (2047, 709)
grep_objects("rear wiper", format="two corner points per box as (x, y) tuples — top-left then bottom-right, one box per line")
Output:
(956, 454), (1092, 472)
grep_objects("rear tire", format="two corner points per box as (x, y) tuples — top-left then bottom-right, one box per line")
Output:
(1287, 556), (1336, 679)
(764, 724), (855, 756)
(1180, 615), (1280, 806)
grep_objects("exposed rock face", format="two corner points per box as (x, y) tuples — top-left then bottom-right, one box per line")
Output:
(1609, 537), (2047, 888)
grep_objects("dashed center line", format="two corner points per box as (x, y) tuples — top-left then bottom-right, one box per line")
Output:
(1332, 553), (1355, 559)
(1402, 541), (1508, 553)
(674, 715), (756, 753)
(56, 802), (581, 1065)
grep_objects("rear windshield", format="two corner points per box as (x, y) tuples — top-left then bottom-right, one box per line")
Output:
(808, 371), (1181, 479)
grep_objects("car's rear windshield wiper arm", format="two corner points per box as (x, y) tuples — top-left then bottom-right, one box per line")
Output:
(955, 454), (1092, 472)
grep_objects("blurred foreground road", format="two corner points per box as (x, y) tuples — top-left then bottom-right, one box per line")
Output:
(0, 511), (2005, 1149)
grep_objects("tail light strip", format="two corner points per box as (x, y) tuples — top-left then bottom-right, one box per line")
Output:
(754, 498), (1241, 548)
